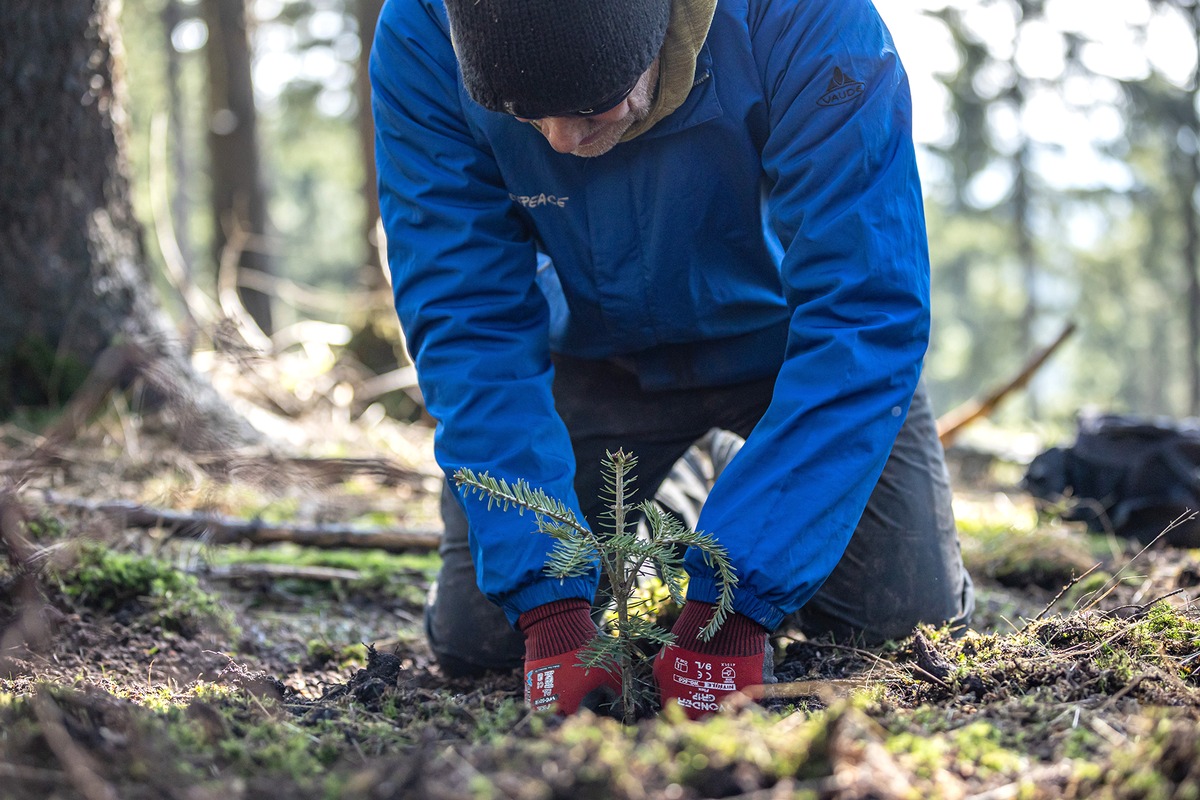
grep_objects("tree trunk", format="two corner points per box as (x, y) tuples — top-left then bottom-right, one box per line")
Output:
(0, 0), (259, 450)
(355, 0), (386, 290)
(203, 0), (273, 334)
(1187, 2), (1200, 415)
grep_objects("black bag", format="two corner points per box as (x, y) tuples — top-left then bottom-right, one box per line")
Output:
(1023, 413), (1200, 546)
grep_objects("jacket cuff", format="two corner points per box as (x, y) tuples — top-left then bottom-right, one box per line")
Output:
(686, 576), (785, 632)
(500, 575), (597, 628)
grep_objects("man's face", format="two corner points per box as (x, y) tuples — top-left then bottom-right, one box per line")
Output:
(520, 60), (660, 158)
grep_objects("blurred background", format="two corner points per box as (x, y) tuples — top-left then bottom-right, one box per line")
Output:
(112, 0), (1200, 445)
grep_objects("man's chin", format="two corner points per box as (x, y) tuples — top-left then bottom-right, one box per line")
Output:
(571, 141), (619, 158)
(569, 121), (635, 157)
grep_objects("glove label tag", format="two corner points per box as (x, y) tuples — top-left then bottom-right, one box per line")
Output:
(655, 645), (764, 718)
(668, 656), (738, 713)
(525, 662), (562, 712)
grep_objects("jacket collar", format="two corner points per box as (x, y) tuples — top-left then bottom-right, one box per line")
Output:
(622, 0), (718, 142)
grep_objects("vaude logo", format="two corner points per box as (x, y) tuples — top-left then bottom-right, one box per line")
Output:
(510, 192), (569, 209)
(817, 67), (865, 107)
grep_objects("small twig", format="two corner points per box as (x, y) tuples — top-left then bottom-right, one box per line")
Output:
(237, 267), (391, 316)
(908, 662), (954, 691)
(1109, 588), (1191, 622)
(1029, 562), (1103, 626)
(203, 563), (364, 583)
(356, 366), (421, 402)
(1080, 511), (1197, 613)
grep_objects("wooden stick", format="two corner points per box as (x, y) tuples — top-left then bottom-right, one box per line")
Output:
(937, 321), (1077, 447)
(32, 491), (441, 552)
(204, 563), (364, 582)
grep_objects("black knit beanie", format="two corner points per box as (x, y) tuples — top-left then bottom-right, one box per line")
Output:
(444, 0), (671, 118)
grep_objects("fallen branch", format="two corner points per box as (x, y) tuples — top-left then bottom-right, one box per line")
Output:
(32, 491), (441, 552)
(204, 563), (364, 582)
(937, 321), (1077, 447)
(194, 454), (430, 488)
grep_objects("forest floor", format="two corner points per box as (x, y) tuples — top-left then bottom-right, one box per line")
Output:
(3, 378), (1200, 800)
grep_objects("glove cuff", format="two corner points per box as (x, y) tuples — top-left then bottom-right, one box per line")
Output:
(670, 601), (768, 657)
(518, 598), (596, 660)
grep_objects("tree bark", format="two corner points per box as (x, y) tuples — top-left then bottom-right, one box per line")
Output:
(203, 0), (273, 334)
(0, 0), (259, 450)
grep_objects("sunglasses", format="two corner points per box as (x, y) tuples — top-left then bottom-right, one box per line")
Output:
(503, 77), (638, 120)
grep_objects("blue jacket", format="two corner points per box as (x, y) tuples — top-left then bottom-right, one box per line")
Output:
(371, 0), (929, 630)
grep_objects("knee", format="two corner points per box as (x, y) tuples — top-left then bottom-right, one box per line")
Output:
(424, 579), (525, 676)
(796, 567), (975, 646)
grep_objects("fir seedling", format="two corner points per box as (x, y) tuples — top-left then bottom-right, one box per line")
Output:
(454, 449), (736, 722)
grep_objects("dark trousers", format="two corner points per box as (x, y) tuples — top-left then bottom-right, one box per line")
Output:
(425, 356), (975, 676)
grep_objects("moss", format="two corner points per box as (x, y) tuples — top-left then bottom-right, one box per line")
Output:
(887, 719), (1028, 783)
(307, 640), (369, 670)
(1135, 603), (1200, 649)
(886, 729), (951, 779)
(472, 698), (527, 743)
(1062, 726), (1104, 761)
(950, 721), (1026, 777)
(53, 542), (234, 636)
(23, 511), (71, 542)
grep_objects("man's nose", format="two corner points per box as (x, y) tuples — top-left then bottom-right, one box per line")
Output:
(540, 118), (589, 153)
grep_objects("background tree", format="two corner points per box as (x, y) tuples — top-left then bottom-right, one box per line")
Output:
(203, 0), (274, 334)
(0, 0), (256, 447)
(31, 0), (1200, 436)
(355, 0), (385, 289)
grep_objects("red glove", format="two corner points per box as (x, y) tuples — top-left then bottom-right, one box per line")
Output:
(518, 599), (621, 715)
(654, 601), (772, 720)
